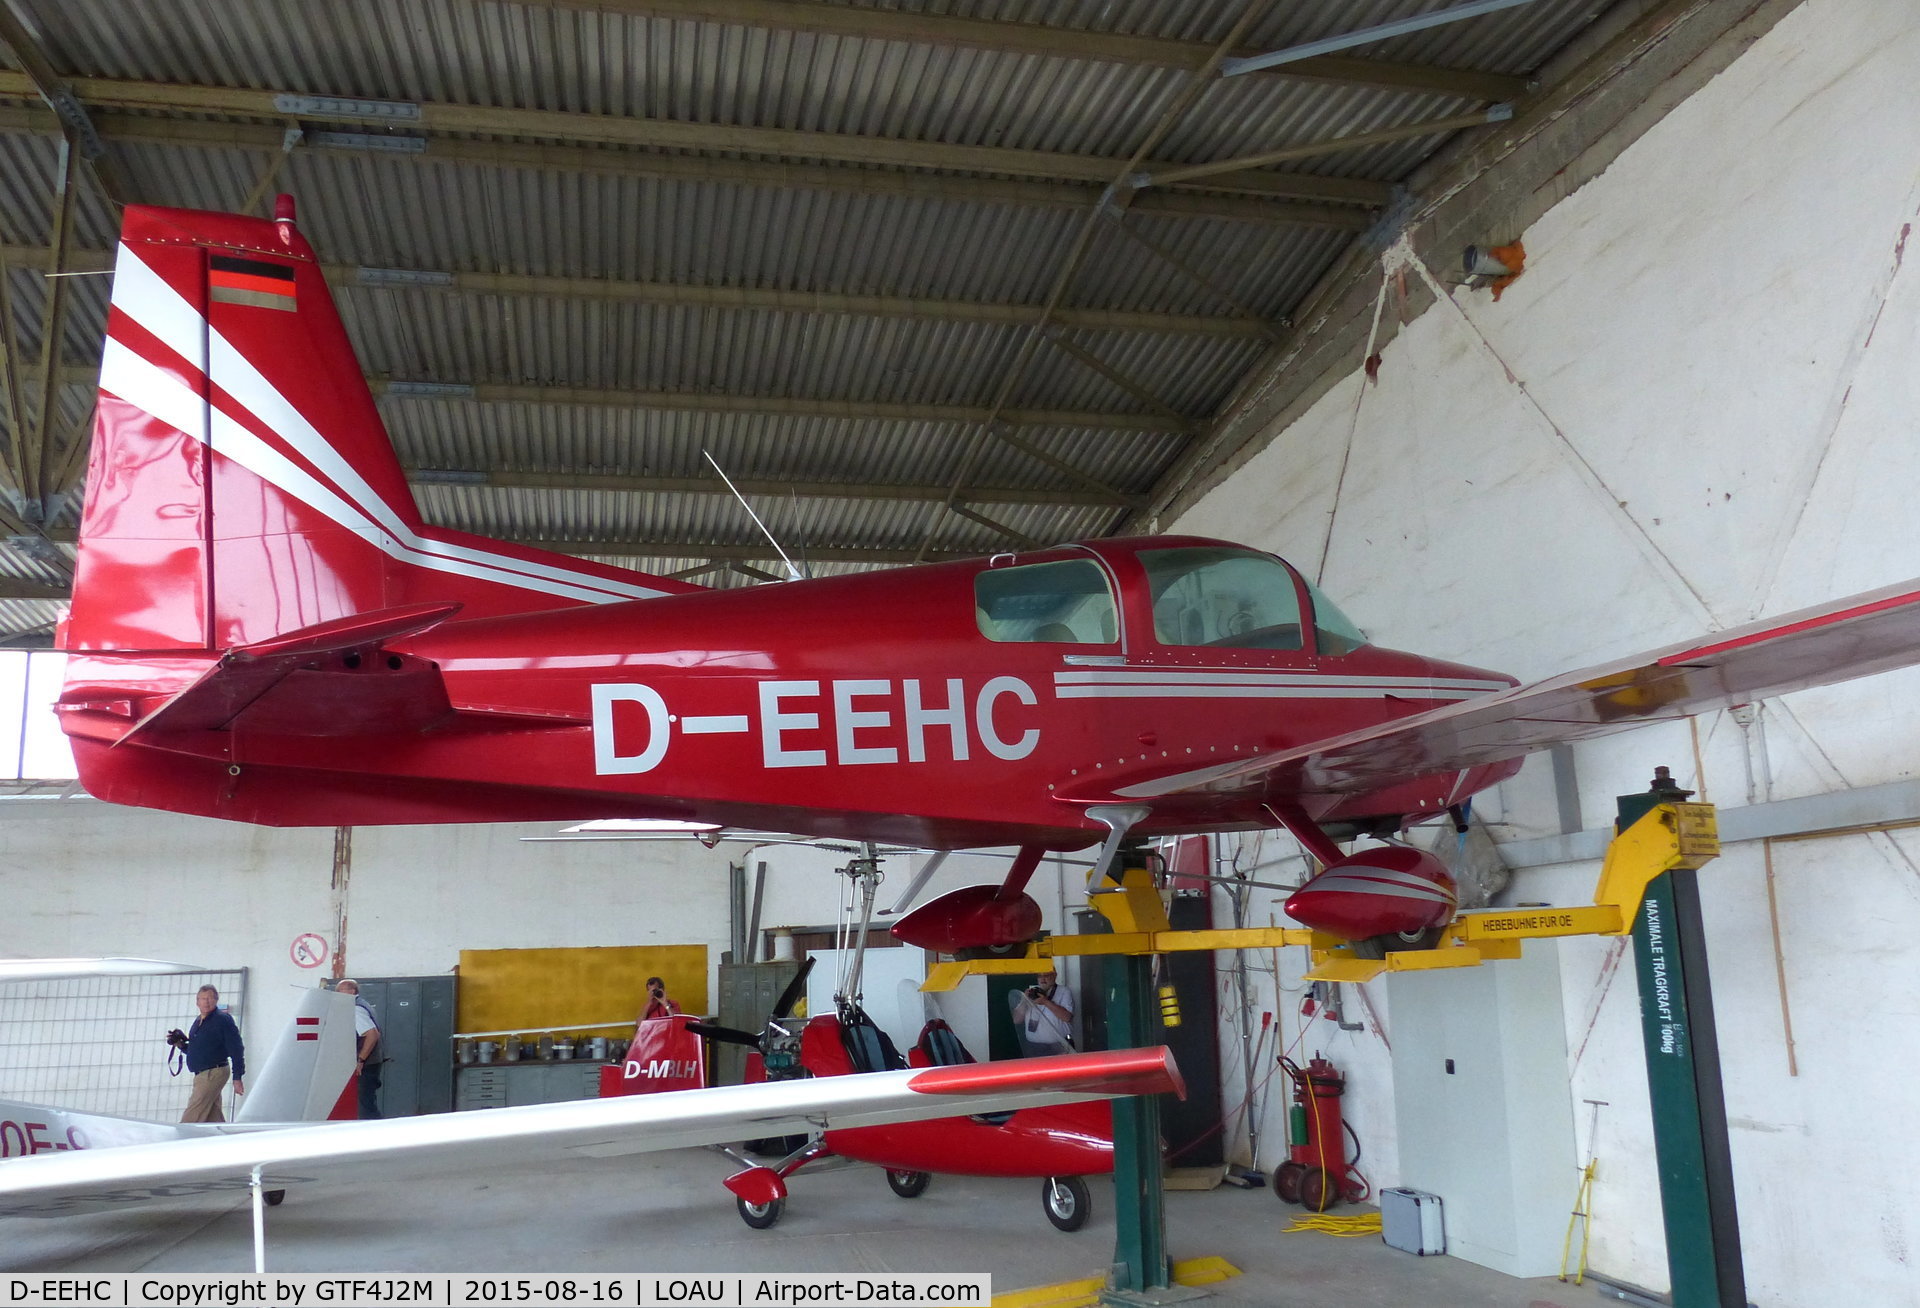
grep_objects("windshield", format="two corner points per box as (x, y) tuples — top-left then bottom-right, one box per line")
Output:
(975, 559), (1118, 644)
(1304, 579), (1368, 655)
(1141, 548), (1304, 650)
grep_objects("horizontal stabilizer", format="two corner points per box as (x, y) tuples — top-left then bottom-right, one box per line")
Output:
(117, 604), (464, 740)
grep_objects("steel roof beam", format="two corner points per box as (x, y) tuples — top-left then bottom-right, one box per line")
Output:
(1133, 107), (1514, 189)
(947, 504), (1044, 551)
(0, 1), (126, 202)
(42, 362), (1175, 501)
(368, 378), (1195, 435)
(1041, 333), (1191, 425)
(407, 467), (1125, 508)
(0, 106), (1379, 226)
(0, 106), (1374, 227)
(0, 75), (1395, 218)
(1221, 0), (1548, 78)
(0, 245), (1272, 339)
(534, 0), (1531, 103)
(23, 139), (74, 526)
(0, 576), (66, 600)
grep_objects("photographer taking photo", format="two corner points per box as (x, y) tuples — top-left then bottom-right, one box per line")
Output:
(1009, 967), (1074, 1057)
(636, 975), (681, 1023)
(176, 985), (244, 1123)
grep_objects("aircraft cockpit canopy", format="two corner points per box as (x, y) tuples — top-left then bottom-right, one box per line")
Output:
(971, 545), (1368, 654)
(975, 557), (1119, 644)
(1140, 546), (1368, 655)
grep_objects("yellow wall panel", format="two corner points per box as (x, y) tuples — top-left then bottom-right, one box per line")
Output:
(458, 944), (708, 1035)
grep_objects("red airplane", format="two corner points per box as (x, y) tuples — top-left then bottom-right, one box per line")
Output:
(55, 198), (1920, 954)
(679, 958), (1134, 1232)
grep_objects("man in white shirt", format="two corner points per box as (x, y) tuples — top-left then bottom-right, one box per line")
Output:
(1010, 968), (1074, 1056)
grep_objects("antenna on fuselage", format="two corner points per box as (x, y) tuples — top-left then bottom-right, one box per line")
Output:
(703, 449), (804, 581)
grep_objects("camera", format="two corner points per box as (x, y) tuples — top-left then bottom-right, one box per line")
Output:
(648, 984), (664, 998)
(165, 1028), (189, 1051)
(1025, 987), (1042, 999)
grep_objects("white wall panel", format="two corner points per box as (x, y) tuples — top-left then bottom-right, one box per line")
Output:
(1182, 2), (1920, 1302)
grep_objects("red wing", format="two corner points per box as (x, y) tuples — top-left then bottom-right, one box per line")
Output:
(1115, 576), (1920, 802)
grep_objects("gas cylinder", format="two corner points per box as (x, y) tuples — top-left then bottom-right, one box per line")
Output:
(1273, 1054), (1360, 1210)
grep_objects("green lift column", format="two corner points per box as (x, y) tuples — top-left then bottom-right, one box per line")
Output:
(1618, 769), (1748, 1308)
(1102, 950), (1170, 1301)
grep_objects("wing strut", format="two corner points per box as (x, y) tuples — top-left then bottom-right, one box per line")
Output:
(1085, 804), (1152, 884)
(249, 1165), (267, 1273)
(1263, 798), (1346, 867)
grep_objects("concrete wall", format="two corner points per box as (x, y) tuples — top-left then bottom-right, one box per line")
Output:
(1183, 3), (1920, 1303)
(0, 803), (1074, 1101)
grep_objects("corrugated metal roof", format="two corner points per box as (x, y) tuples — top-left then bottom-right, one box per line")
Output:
(0, 0), (1624, 635)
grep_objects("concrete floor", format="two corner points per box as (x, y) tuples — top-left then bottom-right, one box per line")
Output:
(1, 1148), (1628, 1307)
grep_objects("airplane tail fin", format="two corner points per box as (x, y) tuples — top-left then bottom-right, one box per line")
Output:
(234, 987), (359, 1124)
(66, 197), (695, 655)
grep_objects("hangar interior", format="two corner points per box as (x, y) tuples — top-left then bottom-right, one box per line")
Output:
(2, 1), (1917, 1304)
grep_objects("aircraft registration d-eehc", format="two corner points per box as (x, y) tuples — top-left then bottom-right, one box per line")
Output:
(55, 199), (1920, 952)
(12, 197), (1920, 1239)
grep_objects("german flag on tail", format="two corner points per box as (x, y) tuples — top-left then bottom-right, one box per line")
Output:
(209, 252), (297, 310)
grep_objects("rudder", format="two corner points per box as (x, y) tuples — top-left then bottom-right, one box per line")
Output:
(68, 196), (695, 655)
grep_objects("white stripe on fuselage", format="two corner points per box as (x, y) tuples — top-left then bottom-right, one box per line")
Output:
(1054, 669), (1508, 702)
(1055, 684), (1489, 701)
(1055, 670), (1511, 691)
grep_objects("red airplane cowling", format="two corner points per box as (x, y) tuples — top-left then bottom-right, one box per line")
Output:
(1283, 846), (1457, 942)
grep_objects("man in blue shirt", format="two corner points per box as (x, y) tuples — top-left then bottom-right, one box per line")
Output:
(180, 984), (245, 1123)
(336, 979), (382, 1119)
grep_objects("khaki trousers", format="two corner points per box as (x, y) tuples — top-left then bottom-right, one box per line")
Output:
(181, 1066), (230, 1123)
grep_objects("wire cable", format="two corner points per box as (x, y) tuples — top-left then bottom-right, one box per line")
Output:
(1285, 1211), (1383, 1237)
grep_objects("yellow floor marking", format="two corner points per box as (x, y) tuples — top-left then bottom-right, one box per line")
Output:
(992, 1255), (1240, 1307)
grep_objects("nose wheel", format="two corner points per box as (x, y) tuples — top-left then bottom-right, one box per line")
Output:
(736, 1195), (784, 1229)
(1042, 1175), (1090, 1232)
(886, 1169), (931, 1198)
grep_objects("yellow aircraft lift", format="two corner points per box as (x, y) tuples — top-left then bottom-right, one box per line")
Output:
(921, 799), (1719, 990)
(920, 789), (1730, 1308)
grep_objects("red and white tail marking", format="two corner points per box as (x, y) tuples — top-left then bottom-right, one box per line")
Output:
(69, 201), (699, 656)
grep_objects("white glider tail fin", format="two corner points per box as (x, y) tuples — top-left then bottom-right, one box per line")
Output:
(234, 988), (357, 1124)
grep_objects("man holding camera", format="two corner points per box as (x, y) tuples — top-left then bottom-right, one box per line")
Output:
(1011, 968), (1074, 1056)
(176, 984), (245, 1123)
(637, 975), (681, 1022)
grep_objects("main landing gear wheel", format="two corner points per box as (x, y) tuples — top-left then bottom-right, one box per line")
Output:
(1273, 1161), (1306, 1204)
(953, 942), (1031, 962)
(737, 1195), (784, 1230)
(886, 1169), (931, 1198)
(1351, 926), (1444, 959)
(263, 1190), (286, 1207)
(1042, 1175), (1090, 1232)
(1297, 1167), (1341, 1212)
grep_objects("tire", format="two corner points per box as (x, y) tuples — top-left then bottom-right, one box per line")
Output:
(1351, 926), (1444, 959)
(1273, 1161), (1306, 1204)
(737, 1195), (784, 1230)
(1042, 1175), (1090, 1232)
(263, 1190), (286, 1207)
(886, 1170), (931, 1199)
(953, 942), (1029, 961)
(1298, 1167), (1341, 1212)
